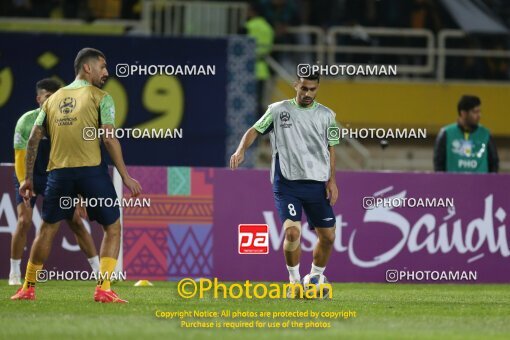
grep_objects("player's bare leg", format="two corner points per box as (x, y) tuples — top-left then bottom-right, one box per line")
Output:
(283, 222), (301, 268)
(311, 226), (336, 275)
(66, 212), (99, 273)
(94, 218), (126, 303)
(283, 220), (304, 298)
(9, 204), (33, 285)
(100, 218), (121, 260)
(28, 222), (60, 265)
(11, 204), (33, 260)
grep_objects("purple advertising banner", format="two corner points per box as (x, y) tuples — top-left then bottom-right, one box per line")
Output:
(2, 164), (509, 283)
(213, 169), (510, 283)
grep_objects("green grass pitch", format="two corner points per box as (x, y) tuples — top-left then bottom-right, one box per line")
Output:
(1, 280), (509, 339)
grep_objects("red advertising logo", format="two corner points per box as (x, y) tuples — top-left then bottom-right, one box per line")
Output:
(238, 224), (269, 254)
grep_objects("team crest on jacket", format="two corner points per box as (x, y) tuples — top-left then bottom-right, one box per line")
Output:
(279, 111), (292, 128)
(59, 97), (76, 114)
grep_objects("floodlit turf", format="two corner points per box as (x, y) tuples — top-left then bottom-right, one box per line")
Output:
(1, 280), (509, 339)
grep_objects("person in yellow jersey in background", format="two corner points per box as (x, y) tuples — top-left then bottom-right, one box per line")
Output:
(12, 48), (142, 303)
(243, 1), (274, 117)
(9, 78), (99, 286)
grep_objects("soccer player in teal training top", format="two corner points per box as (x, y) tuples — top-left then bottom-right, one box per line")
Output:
(12, 48), (141, 303)
(9, 78), (99, 286)
(230, 71), (339, 297)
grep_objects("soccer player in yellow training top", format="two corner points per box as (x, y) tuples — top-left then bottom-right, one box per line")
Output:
(12, 48), (142, 303)
(9, 78), (99, 286)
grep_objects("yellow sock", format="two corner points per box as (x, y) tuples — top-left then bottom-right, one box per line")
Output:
(23, 261), (43, 290)
(98, 257), (117, 291)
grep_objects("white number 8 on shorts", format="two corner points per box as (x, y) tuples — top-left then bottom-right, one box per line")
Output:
(288, 203), (297, 216)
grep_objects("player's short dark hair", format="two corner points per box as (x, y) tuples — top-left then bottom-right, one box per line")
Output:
(36, 78), (62, 93)
(74, 47), (106, 76)
(457, 95), (481, 115)
(298, 71), (320, 83)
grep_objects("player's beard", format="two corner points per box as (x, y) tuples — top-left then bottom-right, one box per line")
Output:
(94, 76), (107, 89)
(301, 96), (314, 106)
(468, 122), (479, 130)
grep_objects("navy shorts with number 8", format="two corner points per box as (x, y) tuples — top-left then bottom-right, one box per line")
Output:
(273, 155), (335, 229)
